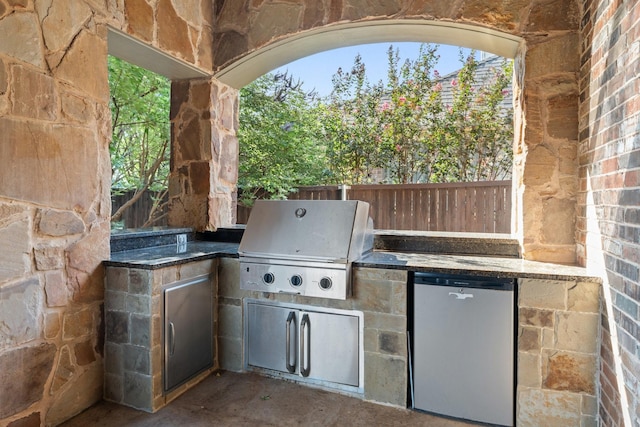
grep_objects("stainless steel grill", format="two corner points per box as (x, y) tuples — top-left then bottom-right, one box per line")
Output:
(238, 200), (373, 300)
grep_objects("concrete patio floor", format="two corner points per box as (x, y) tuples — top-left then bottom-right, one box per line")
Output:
(61, 371), (478, 426)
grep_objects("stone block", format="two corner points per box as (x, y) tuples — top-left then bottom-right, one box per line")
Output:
(378, 331), (406, 356)
(123, 371), (152, 410)
(391, 282), (406, 315)
(518, 352), (541, 387)
(74, 340), (96, 366)
(218, 303), (242, 339)
(519, 307), (554, 328)
(105, 290), (126, 312)
(352, 280), (392, 313)
(0, 279), (41, 346)
(104, 373), (123, 403)
(363, 312), (406, 333)
(178, 259), (214, 280)
(10, 65), (57, 120)
(105, 267), (128, 292)
(363, 352), (406, 407)
(34, 246), (65, 270)
(0, 118), (99, 212)
(160, 267), (178, 287)
(556, 312), (599, 353)
(105, 311), (129, 344)
(123, 344), (151, 375)
(54, 30), (108, 101)
(518, 327), (541, 352)
(542, 198), (576, 245)
(7, 412), (40, 427)
(157, 0), (194, 63)
(104, 342), (123, 375)
(0, 205), (30, 282)
(0, 12), (44, 68)
(542, 351), (596, 394)
(0, 343), (56, 418)
(218, 336), (243, 372)
(129, 270), (151, 295)
(517, 387), (581, 426)
(44, 311), (61, 339)
(50, 346), (75, 394)
(567, 282), (600, 313)
(38, 209), (84, 236)
(125, 294), (151, 315)
(363, 328), (378, 353)
(124, 0), (154, 42)
(45, 362), (103, 426)
(44, 270), (69, 307)
(519, 279), (567, 310)
(130, 315), (151, 348)
(63, 308), (94, 340)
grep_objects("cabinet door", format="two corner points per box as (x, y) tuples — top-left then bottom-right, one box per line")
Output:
(301, 311), (359, 386)
(164, 276), (213, 391)
(247, 303), (297, 373)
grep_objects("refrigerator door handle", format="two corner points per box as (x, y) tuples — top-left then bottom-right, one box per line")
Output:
(448, 292), (473, 300)
(285, 311), (296, 373)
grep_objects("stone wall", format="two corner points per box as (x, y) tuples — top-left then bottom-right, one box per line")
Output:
(169, 78), (239, 231)
(517, 279), (600, 426)
(217, 259), (409, 407)
(0, 1), (216, 425)
(578, 0), (640, 425)
(104, 260), (218, 412)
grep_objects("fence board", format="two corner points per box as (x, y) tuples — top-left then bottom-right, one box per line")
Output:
(237, 181), (511, 233)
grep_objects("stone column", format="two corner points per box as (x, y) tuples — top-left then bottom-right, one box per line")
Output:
(168, 78), (238, 230)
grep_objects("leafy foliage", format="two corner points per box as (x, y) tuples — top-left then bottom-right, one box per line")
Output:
(238, 72), (328, 206)
(321, 45), (514, 184)
(108, 56), (170, 227)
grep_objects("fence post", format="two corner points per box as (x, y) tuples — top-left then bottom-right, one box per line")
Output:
(339, 184), (350, 201)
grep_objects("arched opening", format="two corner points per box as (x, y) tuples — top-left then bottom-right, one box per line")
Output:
(224, 21), (523, 236)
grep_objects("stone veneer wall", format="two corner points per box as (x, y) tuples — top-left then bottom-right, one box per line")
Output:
(104, 259), (218, 412)
(517, 279), (600, 426)
(217, 259), (409, 407)
(220, 259), (601, 424)
(169, 78), (239, 230)
(0, 2), (217, 425)
(578, 0), (640, 425)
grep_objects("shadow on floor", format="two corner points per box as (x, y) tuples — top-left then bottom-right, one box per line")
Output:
(61, 371), (477, 426)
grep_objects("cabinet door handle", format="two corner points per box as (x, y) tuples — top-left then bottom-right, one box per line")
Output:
(285, 311), (296, 373)
(169, 322), (176, 356)
(300, 313), (310, 377)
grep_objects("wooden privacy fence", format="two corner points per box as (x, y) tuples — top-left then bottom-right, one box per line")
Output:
(238, 180), (512, 233)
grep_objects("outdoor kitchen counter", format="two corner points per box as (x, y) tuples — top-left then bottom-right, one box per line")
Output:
(355, 251), (602, 283)
(105, 240), (601, 283)
(105, 241), (238, 269)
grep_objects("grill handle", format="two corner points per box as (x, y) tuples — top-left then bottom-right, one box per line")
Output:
(285, 311), (296, 373)
(300, 313), (311, 377)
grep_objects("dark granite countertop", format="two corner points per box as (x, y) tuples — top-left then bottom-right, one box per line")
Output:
(104, 241), (238, 269)
(356, 251), (601, 283)
(104, 239), (601, 283)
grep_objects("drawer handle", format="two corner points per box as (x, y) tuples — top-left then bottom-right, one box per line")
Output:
(448, 292), (473, 300)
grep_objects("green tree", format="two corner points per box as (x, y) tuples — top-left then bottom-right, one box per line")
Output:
(238, 72), (328, 206)
(321, 45), (513, 184)
(108, 56), (170, 227)
(431, 53), (513, 182)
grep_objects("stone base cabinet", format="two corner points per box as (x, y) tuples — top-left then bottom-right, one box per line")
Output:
(104, 259), (218, 412)
(219, 258), (601, 425)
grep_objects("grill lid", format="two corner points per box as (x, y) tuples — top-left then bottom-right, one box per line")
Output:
(239, 200), (373, 263)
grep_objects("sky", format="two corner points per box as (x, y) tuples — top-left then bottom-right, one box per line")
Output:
(273, 42), (481, 97)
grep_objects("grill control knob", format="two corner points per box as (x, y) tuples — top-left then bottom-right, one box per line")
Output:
(262, 272), (275, 284)
(319, 277), (333, 290)
(290, 274), (303, 287)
